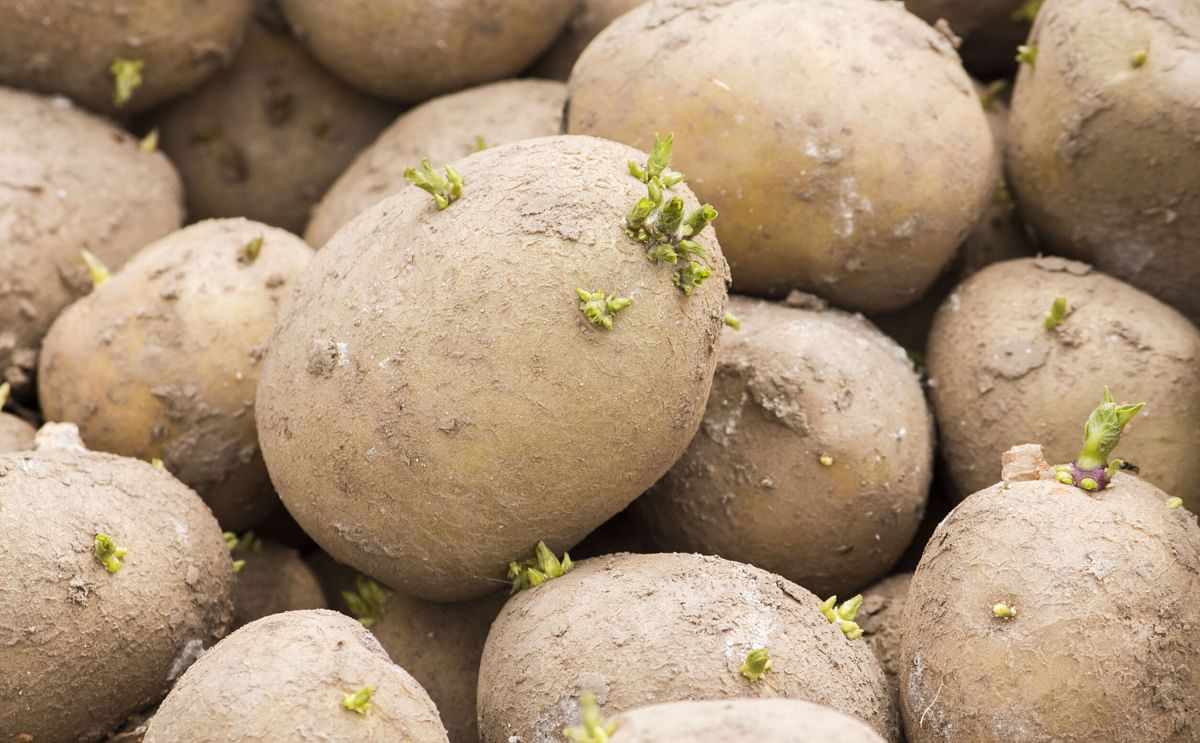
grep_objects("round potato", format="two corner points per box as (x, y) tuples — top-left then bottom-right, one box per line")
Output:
(0, 423), (234, 743)
(568, 0), (995, 312)
(230, 537), (327, 627)
(530, 0), (646, 80)
(257, 135), (729, 601)
(144, 610), (449, 742)
(858, 572), (912, 702)
(277, 0), (572, 101)
(478, 552), (899, 743)
(0, 0), (254, 115)
(0, 383), (34, 452)
(610, 699), (888, 743)
(39, 219), (314, 530)
(636, 296), (933, 596)
(306, 78), (567, 246)
(1007, 0), (1200, 324)
(0, 86), (183, 396)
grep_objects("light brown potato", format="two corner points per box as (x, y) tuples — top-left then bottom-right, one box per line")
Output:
(636, 296), (933, 597)
(153, 21), (396, 234)
(900, 446), (1200, 741)
(478, 552), (899, 743)
(1008, 0), (1200, 324)
(859, 573), (912, 703)
(231, 537), (327, 627)
(0, 0), (254, 115)
(39, 219), (314, 530)
(926, 257), (1200, 508)
(306, 78), (567, 246)
(277, 0), (572, 101)
(144, 610), (450, 742)
(568, 0), (995, 312)
(610, 699), (888, 743)
(0, 86), (183, 396)
(0, 423), (234, 743)
(0, 385), (35, 452)
(257, 135), (730, 601)
(530, 0), (646, 81)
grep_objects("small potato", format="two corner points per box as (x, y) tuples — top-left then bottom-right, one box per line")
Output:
(0, 384), (34, 452)
(610, 699), (888, 742)
(230, 537), (327, 627)
(144, 610), (449, 742)
(858, 573), (912, 702)
(530, 0), (646, 81)
(39, 219), (314, 530)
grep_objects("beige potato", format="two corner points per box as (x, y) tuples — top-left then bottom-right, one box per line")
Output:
(859, 573), (912, 703)
(0, 384), (34, 452)
(231, 537), (327, 627)
(610, 699), (888, 743)
(0, 86), (183, 396)
(530, 0), (646, 80)
(568, 0), (995, 312)
(39, 219), (313, 530)
(0, 424), (234, 743)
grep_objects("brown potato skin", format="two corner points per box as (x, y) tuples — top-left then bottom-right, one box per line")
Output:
(611, 699), (888, 743)
(899, 466), (1200, 741)
(38, 219), (314, 530)
(0, 424), (234, 743)
(153, 22), (396, 234)
(926, 257), (1200, 508)
(567, 0), (995, 312)
(530, 0), (646, 81)
(144, 610), (450, 742)
(0, 412), (35, 452)
(477, 553), (899, 743)
(0, 87), (183, 396)
(859, 572), (912, 704)
(1007, 0), (1200, 325)
(306, 78), (567, 246)
(902, 0), (1028, 77)
(0, 0), (254, 115)
(257, 135), (729, 602)
(636, 296), (933, 597)
(278, 0), (572, 101)
(232, 539), (327, 627)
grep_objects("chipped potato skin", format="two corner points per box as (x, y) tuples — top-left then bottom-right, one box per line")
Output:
(231, 538), (327, 627)
(610, 698), (889, 743)
(926, 257), (1200, 508)
(38, 219), (314, 531)
(0, 424), (233, 743)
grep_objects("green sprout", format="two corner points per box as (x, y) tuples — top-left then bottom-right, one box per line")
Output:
(1053, 388), (1145, 492)
(1016, 45), (1038, 66)
(723, 312), (741, 330)
(507, 540), (573, 594)
(819, 454), (834, 467)
(342, 576), (389, 628)
(673, 261), (713, 296)
(150, 457), (164, 469)
(139, 129), (159, 153)
(577, 289), (632, 331)
(403, 159), (463, 210)
(1012, 0), (1042, 21)
(0, 382), (9, 411)
(979, 79), (1007, 112)
(628, 133), (683, 185)
(1166, 497), (1184, 510)
(739, 648), (773, 683)
(473, 135), (489, 152)
(992, 602), (1018, 619)
(94, 533), (129, 574)
(342, 685), (374, 716)
(563, 692), (617, 743)
(81, 250), (111, 288)
(993, 180), (1016, 210)
(239, 236), (264, 264)
(1044, 296), (1068, 330)
(820, 594), (864, 639)
(1131, 50), (1148, 68)
(110, 58), (145, 108)
(224, 530), (261, 574)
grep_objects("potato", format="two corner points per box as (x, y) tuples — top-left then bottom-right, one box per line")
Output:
(0, 0), (254, 115)
(0, 423), (233, 743)
(926, 257), (1200, 508)
(144, 610), (449, 742)
(0, 86), (183, 396)
(567, 0), (995, 312)
(277, 0), (572, 101)
(0, 384), (34, 452)
(38, 219), (313, 530)
(230, 536), (327, 627)
(609, 699), (888, 742)
(1007, 0), (1200, 325)
(859, 573), (912, 702)
(636, 296), (933, 596)
(478, 552), (899, 743)
(306, 78), (567, 246)
(152, 21), (396, 234)
(530, 0), (646, 81)
(257, 135), (730, 601)
(899, 443), (1200, 741)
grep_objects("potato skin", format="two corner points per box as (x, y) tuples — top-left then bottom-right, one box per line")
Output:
(0, 0), (254, 114)
(899, 466), (1200, 741)
(567, 0), (995, 312)
(530, 0), (646, 81)
(144, 610), (449, 742)
(477, 553), (899, 743)
(232, 539), (327, 627)
(0, 424), (233, 743)
(859, 572), (912, 703)
(0, 413), (35, 452)
(0, 87), (183, 396)
(278, 0), (572, 101)
(926, 257), (1200, 508)
(257, 135), (729, 601)
(1007, 0), (1200, 324)
(38, 219), (314, 530)
(153, 22), (396, 234)
(306, 78), (567, 246)
(611, 699), (888, 743)
(636, 296), (933, 596)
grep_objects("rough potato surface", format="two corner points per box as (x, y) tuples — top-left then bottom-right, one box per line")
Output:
(610, 698), (888, 742)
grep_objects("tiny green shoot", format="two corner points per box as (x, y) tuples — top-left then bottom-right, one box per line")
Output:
(508, 540), (573, 594)
(94, 533), (128, 574)
(992, 602), (1018, 619)
(473, 135), (489, 152)
(1044, 296), (1068, 330)
(110, 58), (145, 108)
(1053, 388), (1145, 491)
(1167, 497), (1184, 509)
(139, 129), (159, 153)
(404, 159), (463, 210)
(577, 289), (633, 331)
(723, 312), (741, 330)
(342, 576), (389, 628)
(0, 382), (9, 411)
(979, 80), (1007, 112)
(81, 250), (111, 288)
(1016, 45), (1038, 66)
(820, 594), (864, 639)
(150, 457), (164, 469)
(1012, 0), (1042, 22)
(342, 685), (374, 716)
(224, 530), (260, 573)
(739, 648), (772, 683)
(563, 692), (616, 743)
(993, 180), (1015, 210)
(239, 236), (264, 264)
(819, 454), (834, 467)
(1131, 50), (1148, 68)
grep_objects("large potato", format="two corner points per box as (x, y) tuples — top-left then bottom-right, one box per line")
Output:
(611, 699), (888, 743)
(0, 86), (183, 396)
(0, 424), (234, 743)
(568, 0), (995, 312)
(530, 0), (646, 80)
(257, 135), (729, 601)
(0, 0), (254, 114)
(39, 219), (313, 530)
(1007, 0), (1200, 324)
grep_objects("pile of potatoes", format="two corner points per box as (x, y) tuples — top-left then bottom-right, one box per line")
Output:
(2, 1), (1199, 741)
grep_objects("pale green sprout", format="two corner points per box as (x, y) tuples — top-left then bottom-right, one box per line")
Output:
(723, 312), (741, 330)
(1131, 50), (1148, 68)
(739, 648), (773, 683)
(150, 457), (164, 469)
(563, 692), (617, 743)
(94, 533), (129, 574)
(673, 262), (713, 296)
(110, 58), (145, 108)
(508, 540), (573, 594)
(239, 236), (264, 264)
(404, 159), (463, 210)
(0, 382), (9, 411)
(979, 80), (1007, 112)
(1053, 388), (1144, 491)
(819, 454), (834, 467)
(1044, 296), (1068, 330)
(81, 250), (111, 288)
(1016, 45), (1038, 66)
(473, 135), (489, 152)
(139, 129), (159, 153)
(993, 180), (1016, 210)
(224, 530), (261, 574)
(1166, 497), (1184, 510)
(821, 594), (864, 639)
(577, 289), (633, 331)
(1012, 0), (1042, 21)
(993, 602), (1018, 619)
(628, 133), (682, 185)
(342, 576), (389, 628)
(342, 685), (374, 715)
